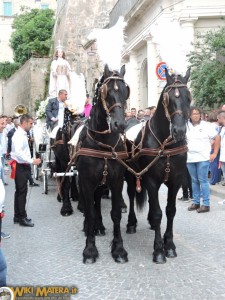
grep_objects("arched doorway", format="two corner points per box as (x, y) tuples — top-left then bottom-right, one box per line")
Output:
(140, 58), (148, 109)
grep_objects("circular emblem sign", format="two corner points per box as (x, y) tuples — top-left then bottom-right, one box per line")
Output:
(156, 62), (169, 80)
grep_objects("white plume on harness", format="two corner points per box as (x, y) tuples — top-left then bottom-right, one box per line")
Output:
(151, 17), (191, 75)
(88, 16), (127, 71)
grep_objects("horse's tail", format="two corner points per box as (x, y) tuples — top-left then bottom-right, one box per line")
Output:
(135, 185), (147, 211)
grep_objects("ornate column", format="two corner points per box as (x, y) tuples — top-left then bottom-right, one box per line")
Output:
(144, 33), (158, 107)
(123, 50), (139, 110)
(179, 18), (198, 69)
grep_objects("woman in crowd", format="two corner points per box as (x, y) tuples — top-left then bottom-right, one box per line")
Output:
(186, 107), (220, 213)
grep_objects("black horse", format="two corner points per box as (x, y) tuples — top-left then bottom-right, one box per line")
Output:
(51, 114), (79, 216)
(75, 64), (130, 264)
(126, 69), (191, 264)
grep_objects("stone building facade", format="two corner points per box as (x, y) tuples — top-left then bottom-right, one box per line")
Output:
(1, 0), (225, 114)
(109, 0), (225, 110)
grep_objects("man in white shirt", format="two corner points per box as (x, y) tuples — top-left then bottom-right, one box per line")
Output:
(11, 114), (41, 227)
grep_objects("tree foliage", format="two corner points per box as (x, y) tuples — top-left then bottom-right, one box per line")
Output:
(10, 8), (54, 64)
(0, 61), (20, 80)
(188, 27), (225, 108)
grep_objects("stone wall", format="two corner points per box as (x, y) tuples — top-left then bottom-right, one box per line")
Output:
(2, 57), (50, 116)
(54, 0), (118, 73)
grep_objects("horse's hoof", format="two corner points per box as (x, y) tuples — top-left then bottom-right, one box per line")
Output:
(126, 226), (136, 234)
(57, 194), (62, 202)
(114, 255), (128, 263)
(121, 207), (127, 213)
(95, 229), (105, 236)
(165, 249), (177, 258)
(83, 247), (99, 264)
(83, 257), (97, 264)
(153, 253), (167, 264)
(60, 210), (73, 217)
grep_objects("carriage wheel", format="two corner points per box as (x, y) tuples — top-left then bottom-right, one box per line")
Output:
(33, 164), (39, 180)
(43, 172), (48, 194)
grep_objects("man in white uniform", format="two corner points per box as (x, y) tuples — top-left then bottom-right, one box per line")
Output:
(11, 115), (41, 227)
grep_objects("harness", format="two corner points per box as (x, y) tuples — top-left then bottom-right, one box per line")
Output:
(64, 76), (190, 192)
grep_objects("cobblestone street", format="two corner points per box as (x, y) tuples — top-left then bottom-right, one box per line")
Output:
(2, 171), (225, 300)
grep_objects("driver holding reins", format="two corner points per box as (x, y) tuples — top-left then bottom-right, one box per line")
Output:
(45, 89), (68, 131)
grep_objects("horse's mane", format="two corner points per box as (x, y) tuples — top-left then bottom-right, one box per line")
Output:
(88, 75), (107, 131)
(92, 75), (104, 107)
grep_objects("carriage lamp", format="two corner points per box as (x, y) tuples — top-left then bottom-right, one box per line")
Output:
(87, 47), (96, 56)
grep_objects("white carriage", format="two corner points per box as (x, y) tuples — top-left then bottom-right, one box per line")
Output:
(33, 69), (86, 194)
(33, 119), (55, 194)
(33, 119), (78, 195)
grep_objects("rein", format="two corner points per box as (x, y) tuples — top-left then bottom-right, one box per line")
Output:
(115, 134), (188, 191)
(64, 77), (189, 193)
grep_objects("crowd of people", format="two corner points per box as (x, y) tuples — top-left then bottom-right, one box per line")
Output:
(125, 106), (156, 121)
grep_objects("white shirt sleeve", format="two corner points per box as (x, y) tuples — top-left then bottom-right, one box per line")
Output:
(207, 122), (219, 139)
(11, 129), (33, 164)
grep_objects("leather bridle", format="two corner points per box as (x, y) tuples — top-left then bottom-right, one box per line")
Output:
(100, 75), (130, 113)
(87, 74), (130, 135)
(163, 80), (191, 122)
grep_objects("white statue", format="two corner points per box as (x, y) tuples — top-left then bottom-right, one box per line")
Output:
(49, 44), (71, 98)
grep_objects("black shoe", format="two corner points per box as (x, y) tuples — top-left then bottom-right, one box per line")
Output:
(14, 217), (32, 224)
(178, 196), (190, 202)
(29, 182), (39, 187)
(19, 218), (34, 227)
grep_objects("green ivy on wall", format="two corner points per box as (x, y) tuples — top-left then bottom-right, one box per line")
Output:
(0, 61), (21, 80)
